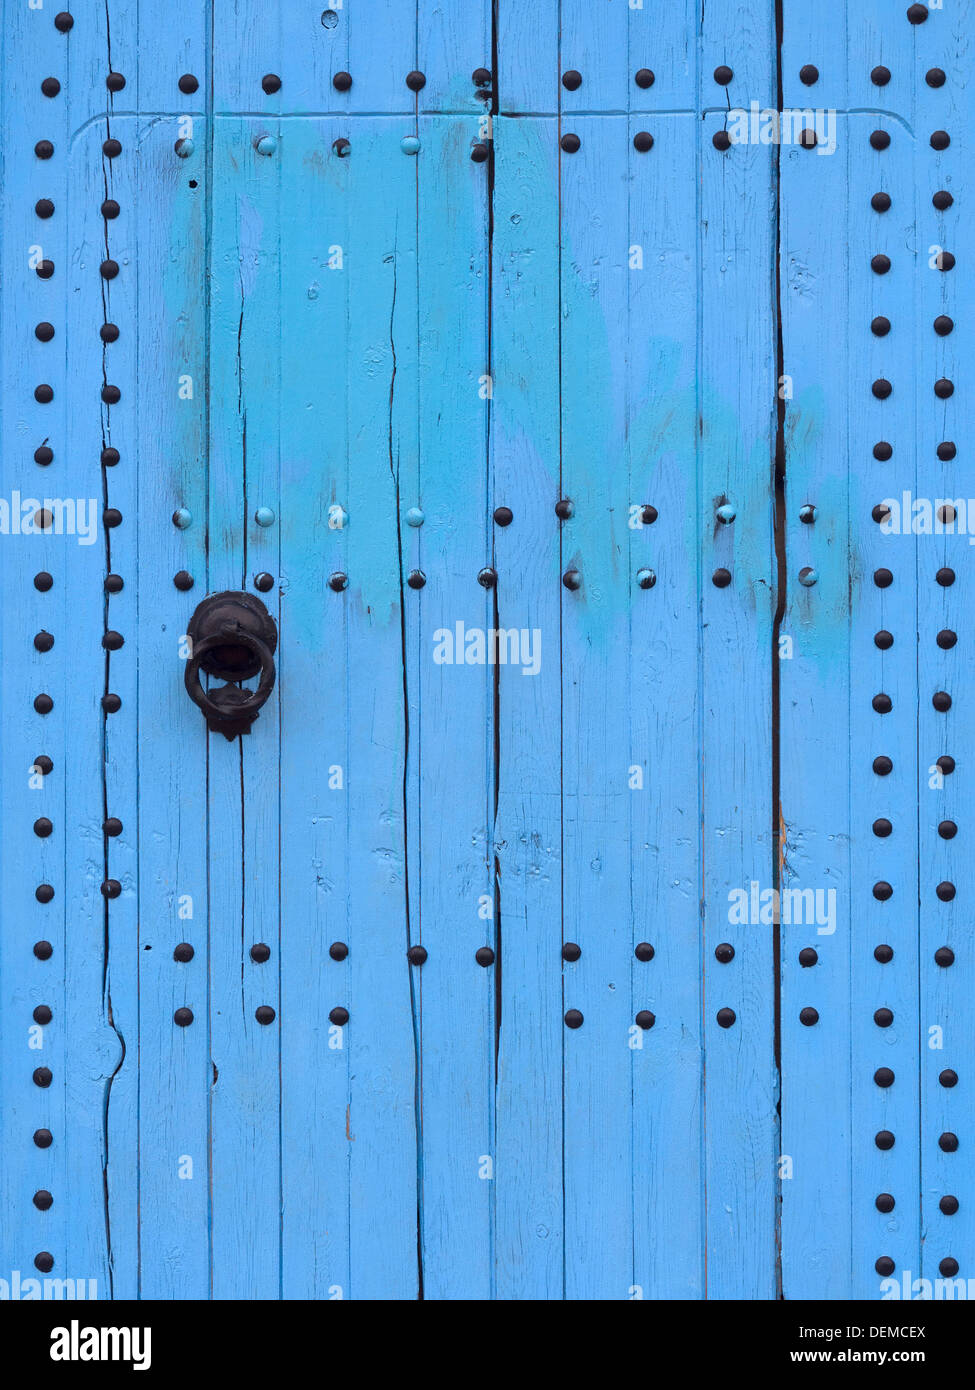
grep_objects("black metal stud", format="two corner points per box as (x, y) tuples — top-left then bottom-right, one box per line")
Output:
(635, 942), (655, 962)
(633, 131), (653, 152)
(717, 1007), (736, 1028)
(35, 140), (54, 159)
(936, 881), (956, 901)
(106, 72), (125, 92)
(33, 632), (54, 653)
(871, 193), (891, 213)
(935, 315), (954, 336)
(635, 1010), (656, 1030)
(35, 694), (54, 713)
(35, 385), (54, 404)
(470, 143), (488, 163)
(874, 568), (893, 588)
(261, 74), (281, 94)
(329, 1006), (350, 1026)
(33, 1189), (53, 1210)
(249, 943), (270, 963)
(634, 70), (654, 88)
(101, 879), (121, 899)
(407, 945), (427, 965)
(875, 1256), (895, 1276)
(871, 315), (890, 336)
(33, 1005), (52, 1025)
(407, 570), (425, 589)
(714, 943), (734, 963)
(874, 1007), (894, 1027)
(712, 130), (731, 151)
(799, 947), (818, 966)
(35, 198), (55, 219)
(937, 755), (955, 774)
(173, 943), (194, 962)
(33, 1129), (53, 1149)
(937, 442), (956, 461)
(35, 885), (55, 904)
(874, 1067), (895, 1088)
(562, 70), (582, 90)
(933, 190), (953, 210)
(799, 1007), (819, 1026)
(713, 65), (733, 84)
(935, 378), (954, 399)
(873, 817), (893, 836)
(405, 71), (426, 91)
(35, 321), (55, 343)
(328, 572), (348, 592)
(560, 133), (580, 153)
(101, 199), (120, 219)
(179, 74), (199, 94)
(875, 1130), (895, 1150)
(939, 1132), (959, 1152)
(941, 1196), (959, 1214)
(104, 508), (122, 528)
(253, 572), (273, 593)
(34, 1253), (54, 1273)
(255, 1006), (275, 1025)
(333, 72), (352, 91)
(102, 447), (120, 466)
(101, 323), (120, 343)
(562, 569), (581, 590)
(712, 568), (732, 588)
(871, 254), (891, 275)
(564, 1009), (583, 1028)
(174, 1008), (194, 1027)
(871, 66), (891, 85)
(103, 818), (122, 837)
(493, 506), (513, 526)
(940, 1257), (959, 1276)
(940, 1069), (958, 1088)
(933, 691), (951, 711)
(329, 942), (348, 961)
(930, 131), (950, 151)
(872, 694), (892, 714)
(555, 499), (573, 520)
(935, 946), (955, 967)
(926, 67), (947, 87)
(472, 69), (492, 87)
(562, 942), (582, 962)
(873, 881), (893, 901)
(872, 379), (892, 399)
(36, 260), (54, 279)
(33, 818), (53, 838)
(475, 946), (495, 966)
(33, 755), (53, 776)
(870, 130), (890, 150)
(876, 1194), (895, 1214)
(477, 567), (497, 588)
(100, 259), (119, 280)
(35, 446), (53, 466)
(907, 3), (928, 21)
(33, 1067), (53, 1088)
(174, 571), (194, 591)
(799, 65), (819, 85)
(34, 941), (53, 960)
(799, 128), (817, 149)
(54, 12), (73, 30)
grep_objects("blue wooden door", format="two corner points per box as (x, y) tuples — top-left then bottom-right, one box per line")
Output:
(0, 0), (968, 1302)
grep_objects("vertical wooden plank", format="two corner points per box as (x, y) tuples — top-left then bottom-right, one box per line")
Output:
(699, 100), (777, 1297)
(491, 115), (565, 1302)
(419, 1), (491, 113)
(206, 115), (281, 1300)
(558, 114), (635, 1301)
(343, 119), (420, 1301)
(559, 0), (631, 115)
(413, 113), (495, 1300)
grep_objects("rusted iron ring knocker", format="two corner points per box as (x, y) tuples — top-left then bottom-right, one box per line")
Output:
(184, 592), (277, 739)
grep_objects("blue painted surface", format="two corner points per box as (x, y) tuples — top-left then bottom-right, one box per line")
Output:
(0, 1), (970, 1301)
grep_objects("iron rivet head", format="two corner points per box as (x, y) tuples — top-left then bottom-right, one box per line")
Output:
(34, 1253), (54, 1274)
(35, 321), (55, 342)
(35, 446), (54, 466)
(333, 71), (352, 91)
(871, 66), (891, 86)
(941, 1196), (959, 1215)
(329, 572), (348, 592)
(562, 69), (582, 90)
(935, 377), (954, 399)
(407, 945), (428, 966)
(35, 384), (54, 404)
(493, 506), (513, 526)
(262, 74), (282, 94)
(873, 816), (893, 836)
(329, 1006), (349, 1026)
(939, 1068), (958, 1088)
(937, 252), (956, 273)
(33, 817), (53, 838)
(940, 1257), (960, 1276)
(717, 1007), (736, 1028)
(36, 884), (55, 903)
(937, 442), (956, 461)
(34, 940), (54, 961)
(470, 142), (489, 162)
(477, 567), (497, 588)
(874, 631), (893, 652)
(876, 1194), (895, 1214)
(871, 193), (891, 214)
(255, 135), (276, 156)
(636, 568), (656, 590)
(934, 315), (954, 336)
(798, 567), (817, 587)
(250, 943), (271, 963)
(712, 567), (732, 588)
(103, 817), (123, 837)
(35, 140), (55, 159)
(937, 755), (955, 774)
(554, 498), (574, 520)
(102, 629), (124, 652)
(33, 1067), (53, 1088)
(34, 693), (54, 713)
(874, 568), (893, 588)
(939, 1132), (959, 1152)
(870, 129), (890, 150)
(641, 504), (658, 525)
(174, 1007), (194, 1027)
(714, 942), (734, 963)
(406, 71), (426, 91)
(102, 693), (122, 713)
(475, 946), (495, 967)
(36, 259), (55, 278)
(930, 130), (950, 150)
(561, 133), (581, 153)
(33, 1129), (53, 1149)
(635, 68), (655, 88)
(329, 942), (349, 961)
(937, 629), (957, 650)
(935, 945), (955, 967)
(101, 879), (122, 899)
(407, 569), (426, 589)
(633, 131), (654, 152)
(33, 631), (54, 652)
(799, 1007), (819, 1026)
(175, 137), (194, 157)
(174, 570), (195, 591)
(255, 506), (275, 526)
(172, 508), (192, 530)
(255, 1005), (275, 1025)
(564, 1009), (584, 1029)
(102, 447), (120, 466)
(562, 569), (581, 591)
(562, 942), (581, 962)
(34, 1005), (53, 1025)
(406, 507), (424, 527)
(100, 259), (119, 279)
(101, 322), (120, 342)
(34, 755), (54, 776)
(873, 880), (893, 901)
(799, 947), (818, 967)
(253, 572), (273, 592)
(800, 128), (817, 149)
(54, 11), (73, 30)
(634, 942), (655, 962)
(874, 1007), (894, 1027)
(872, 502), (891, 523)
(875, 1256), (896, 1277)
(472, 69), (492, 87)
(635, 1010), (656, 1030)
(799, 64), (819, 85)
(933, 189), (953, 210)
(33, 1189), (54, 1210)
(102, 199), (120, 220)
(712, 130), (732, 151)
(936, 880), (956, 901)
(401, 136), (420, 156)
(34, 508), (54, 532)
(871, 315), (890, 336)
(926, 67), (947, 87)
(875, 1130), (896, 1151)
(713, 65), (733, 84)
(179, 74), (199, 94)
(716, 503), (736, 524)
(799, 503), (817, 523)
(103, 138), (122, 158)
(907, 3), (929, 21)
(106, 72), (125, 92)
(35, 198), (55, 219)
(871, 253), (891, 274)
(173, 943), (194, 963)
